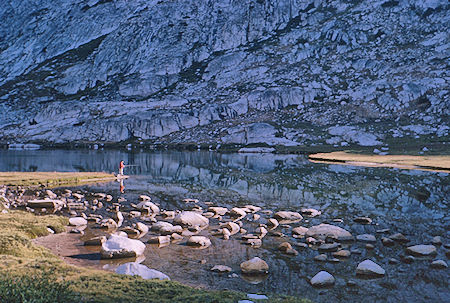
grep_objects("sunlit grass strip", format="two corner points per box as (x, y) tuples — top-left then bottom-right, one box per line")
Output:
(309, 151), (450, 172)
(0, 172), (116, 186)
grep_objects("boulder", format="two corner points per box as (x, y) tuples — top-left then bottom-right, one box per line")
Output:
(230, 207), (247, 217)
(27, 199), (64, 209)
(139, 195), (152, 201)
(116, 262), (170, 280)
(45, 190), (57, 199)
(356, 234), (376, 243)
(187, 236), (211, 247)
(267, 218), (279, 229)
(209, 207), (228, 216)
(292, 226), (308, 238)
(136, 201), (159, 214)
(406, 245), (437, 257)
(306, 224), (353, 241)
(147, 235), (171, 245)
(84, 236), (106, 246)
(430, 260), (447, 269)
(356, 260), (385, 277)
(69, 217), (87, 226)
(301, 208), (321, 217)
(174, 211), (209, 228)
(135, 222), (149, 234)
(244, 205), (261, 213)
(224, 222), (240, 235)
(274, 211), (303, 221)
(240, 257), (269, 274)
(100, 235), (146, 259)
(310, 271), (335, 287)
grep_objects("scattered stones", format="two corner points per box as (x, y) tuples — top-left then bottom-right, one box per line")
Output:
(354, 217), (372, 224)
(100, 235), (146, 259)
(356, 260), (385, 277)
(240, 257), (269, 274)
(430, 260), (448, 269)
(406, 245), (437, 257)
(310, 271), (335, 287)
(174, 211), (209, 228)
(187, 236), (211, 247)
(211, 265), (232, 273)
(69, 217), (87, 226)
(356, 234), (376, 242)
(116, 262), (170, 280)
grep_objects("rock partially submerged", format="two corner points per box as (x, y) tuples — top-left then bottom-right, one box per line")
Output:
(274, 211), (303, 221)
(187, 236), (211, 247)
(116, 262), (170, 280)
(69, 217), (87, 226)
(174, 211), (209, 228)
(240, 257), (269, 274)
(356, 260), (385, 277)
(306, 224), (353, 241)
(100, 235), (146, 259)
(27, 199), (64, 209)
(406, 245), (437, 257)
(310, 271), (335, 287)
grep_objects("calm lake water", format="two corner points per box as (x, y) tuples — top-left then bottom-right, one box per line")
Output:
(1, 149), (449, 302)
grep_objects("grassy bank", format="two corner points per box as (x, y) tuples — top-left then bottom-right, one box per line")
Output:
(0, 210), (309, 303)
(0, 172), (116, 187)
(309, 151), (450, 172)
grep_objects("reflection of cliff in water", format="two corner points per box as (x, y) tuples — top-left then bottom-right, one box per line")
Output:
(1, 150), (448, 224)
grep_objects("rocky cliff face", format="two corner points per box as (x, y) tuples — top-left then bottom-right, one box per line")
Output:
(0, 0), (448, 147)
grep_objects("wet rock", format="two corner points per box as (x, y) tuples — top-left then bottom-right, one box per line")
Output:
(356, 260), (385, 277)
(27, 199), (64, 209)
(135, 222), (149, 234)
(113, 231), (128, 237)
(136, 201), (160, 214)
(116, 262), (170, 280)
(69, 217), (87, 226)
(306, 224), (352, 241)
(84, 236), (107, 246)
(292, 226), (308, 238)
(306, 237), (319, 245)
(99, 218), (118, 230)
(174, 211), (209, 228)
(365, 244), (375, 250)
(230, 207), (247, 217)
(129, 211), (141, 218)
(278, 242), (298, 255)
(376, 228), (390, 233)
(382, 237), (395, 246)
(211, 265), (232, 273)
(318, 243), (340, 252)
(148, 235), (171, 245)
(222, 228), (231, 240)
(139, 195), (151, 202)
(310, 271), (335, 287)
(160, 225), (183, 235)
(314, 254), (327, 262)
(247, 294), (268, 300)
(406, 245), (437, 256)
(45, 190), (57, 199)
(431, 236), (442, 246)
(301, 208), (321, 217)
(255, 226), (268, 239)
(293, 242), (308, 249)
(161, 210), (176, 218)
(171, 233), (183, 241)
(209, 207), (228, 216)
(122, 227), (141, 237)
(328, 258), (340, 263)
(151, 221), (173, 232)
(274, 211), (303, 221)
(240, 257), (269, 274)
(388, 258), (400, 264)
(106, 195), (113, 202)
(187, 236), (211, 247)
(246, 238), (262, 247)
(244, 205), (261, 213)
(203, 212), (214, 218)
(357, 234), (376, 243)
(267, 218), (279, 229)
(354, 217), (372, 224)
(401, 255), (415, 264)
(430, 260), (447, 269)
(332, 250), (351, 258)
(101, 235), (146, 259)
(389, 233), (409, 243)
(223, 222), (240, 235)
(252, 214), (261, 221)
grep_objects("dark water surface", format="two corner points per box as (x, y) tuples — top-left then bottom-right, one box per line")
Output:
(1, 150), (449, 302)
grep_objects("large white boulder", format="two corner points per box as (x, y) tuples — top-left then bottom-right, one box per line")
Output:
(116, 262), (170, 280)
(101, 235), (146, 259)
(69, 217), (87, 226)
(173, 211), (209, 228)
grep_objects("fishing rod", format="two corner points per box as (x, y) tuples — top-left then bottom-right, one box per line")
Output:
(124, 164), (140, 167)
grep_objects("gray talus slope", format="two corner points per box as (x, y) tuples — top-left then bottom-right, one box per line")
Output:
(0, 0), (448, 146)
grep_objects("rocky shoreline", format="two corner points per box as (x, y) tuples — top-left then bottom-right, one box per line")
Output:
(1, 182), (448, 301)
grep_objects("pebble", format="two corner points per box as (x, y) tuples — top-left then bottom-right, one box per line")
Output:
(211, 265), (232, 273)
(388, 258), (400, 264)
(314, 254), (327, 262)
(389, 233), (409, 243)
(431, 236), (442, 246)
(354, 217), (372, 224)
(430, 260), (448, 269)
(406, 245), (437, 256)
(356, 260), (385, 277)
(365, 244), (375, 250)
(318, 243), (340, 252)
(332, 250), (351, 258)
(401, 255), (415, 264)
(247, 294), (268, 300)
(356, 234), (376, 243)
(382, 237), (395, 246)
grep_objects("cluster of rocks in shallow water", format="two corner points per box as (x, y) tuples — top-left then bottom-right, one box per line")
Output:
(1, 185), (448, 288)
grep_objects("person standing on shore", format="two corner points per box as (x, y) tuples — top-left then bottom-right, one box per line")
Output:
(119, 160), (125, 176)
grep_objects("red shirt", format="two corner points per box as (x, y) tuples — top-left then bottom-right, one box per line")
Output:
(119, 161), (125, 169)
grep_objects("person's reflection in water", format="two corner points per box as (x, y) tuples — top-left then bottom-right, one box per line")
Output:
(119, 179), (125, 193)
